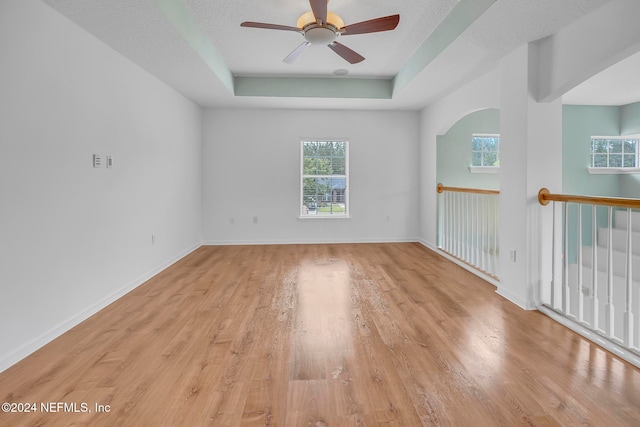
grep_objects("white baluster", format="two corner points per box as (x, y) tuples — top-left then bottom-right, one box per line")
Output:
(444, 191), (449, 250)
(624, 208), (634, 347)
(491, 196), (499, 276)
(606, 206), (614, 339)
(437, 191), (442, 248)
(470, 193), (474, 266)
(481, 194), (487, 271)
(448, 191), (453, 255)
(468, 193), (472, 266)
(578, 204), (584, 323)
(455, 192), (460, 258)
(447, 192), (452, 253)
(463, 192), (468, 261)
(550, 201), (556, 309)
(563, 202), (569, 315)
(592, 204), (599, 331)
(473, 194), (478, 268)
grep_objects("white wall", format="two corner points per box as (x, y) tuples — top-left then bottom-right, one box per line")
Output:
(202, 108), (420, 244)
(0, 0), (202, 371)
(498, 44), (563, 310)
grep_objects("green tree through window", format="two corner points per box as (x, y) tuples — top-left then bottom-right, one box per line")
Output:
(472, 134), (500, 167)
(591, 137), (638, 168)
(301, 140), (348, 217)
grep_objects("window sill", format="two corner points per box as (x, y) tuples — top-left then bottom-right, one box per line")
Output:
(469, 166), (499, 174)
(588, 167), (640, 175)
(298, 215), (351, 220)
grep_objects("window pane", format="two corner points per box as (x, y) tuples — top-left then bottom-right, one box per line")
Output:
(332, 141), (346, 155)
(484, 137), (498, 151)
(472, 151), (482, 166)
(318, 142), (332, 156)
(593, 154), (608, 167)
(332, 157), (345, 175)
(484, 152), (498, 166)
(303, 141), (318, 156)
(316, 177), (347, 215)
(609, 154), (623, 167)
(624, 154), (636, 168)
(610, 139), (622, 153)
(624, 139), (637, 153)
(472, 137), (483, 151)
(303, 158), (316, 174)
(317, 203), (346, 215)
(316, 158), (331, 175)
(592, 139), (607, 153)
(303, 177), (319, 198)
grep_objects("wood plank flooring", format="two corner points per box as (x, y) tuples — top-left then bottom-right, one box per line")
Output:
(1, 243), (639, 426)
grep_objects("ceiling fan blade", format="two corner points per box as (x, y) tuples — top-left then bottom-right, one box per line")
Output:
(283, 42), (311, 64)
(309, 0), (327, 24)
(241, 21), (301, 32)
(340, 14), (400, 35)
(328, 42), (365, 64)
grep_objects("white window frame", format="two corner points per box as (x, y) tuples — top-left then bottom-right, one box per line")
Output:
(299, 139), (350, 219)
(588, 135), (640, 174)
(469, 133), (500, 174)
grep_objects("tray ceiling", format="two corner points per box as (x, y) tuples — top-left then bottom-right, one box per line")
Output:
(42, 0), (614, 109)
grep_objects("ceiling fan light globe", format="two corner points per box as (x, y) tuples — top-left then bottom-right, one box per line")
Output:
(304, 27), (337, 45)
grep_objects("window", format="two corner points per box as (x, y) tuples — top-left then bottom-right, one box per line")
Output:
(471, 134), (500, 167)
(590, 137), (639, 169)
(300, 140), (349, 217)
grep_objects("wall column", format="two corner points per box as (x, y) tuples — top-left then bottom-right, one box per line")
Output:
(498, 43), (562, 309)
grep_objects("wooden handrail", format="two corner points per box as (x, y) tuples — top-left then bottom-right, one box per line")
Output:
(538, 188), (640, 208)
(437, 183), (500, 195)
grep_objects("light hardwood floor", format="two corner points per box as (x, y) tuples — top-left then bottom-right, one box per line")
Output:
(1, 243), (639, 426)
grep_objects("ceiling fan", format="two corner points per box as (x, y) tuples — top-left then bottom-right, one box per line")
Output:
(240, 0), (399, 64)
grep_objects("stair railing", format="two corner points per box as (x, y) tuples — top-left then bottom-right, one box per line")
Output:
(538, 188), (640, 363)
(437, 183), (500, 278)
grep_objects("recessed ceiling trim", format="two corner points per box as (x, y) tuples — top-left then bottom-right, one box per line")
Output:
(154, 0), (234, 93)
(234, 77), (392, 99)
(392, 0), (497, 96)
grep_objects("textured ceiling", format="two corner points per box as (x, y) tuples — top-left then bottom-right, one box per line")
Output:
(41, 0), (619, 110)
(562, 49), (640, 106)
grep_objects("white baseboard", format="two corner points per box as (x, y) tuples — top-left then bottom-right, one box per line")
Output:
(0, 242), (202, 374)
(418, 240), (540, 310)
(202, 237), (419, 246)
(495, 287), (537, 310)
(418, 240), (501, 288)
(538, 305), (640, 369)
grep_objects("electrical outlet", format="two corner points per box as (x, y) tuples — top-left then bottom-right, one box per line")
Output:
(151, 234), (156, 245)
(106, 155), (113, 168)
(509, 249), (517, 262)
(253, 216), (258, 224)
(582, 286), (592, 297)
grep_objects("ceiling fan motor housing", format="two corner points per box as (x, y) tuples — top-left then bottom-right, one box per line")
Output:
(240, 2), (399, 64)
(303, 25), (338, 45)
